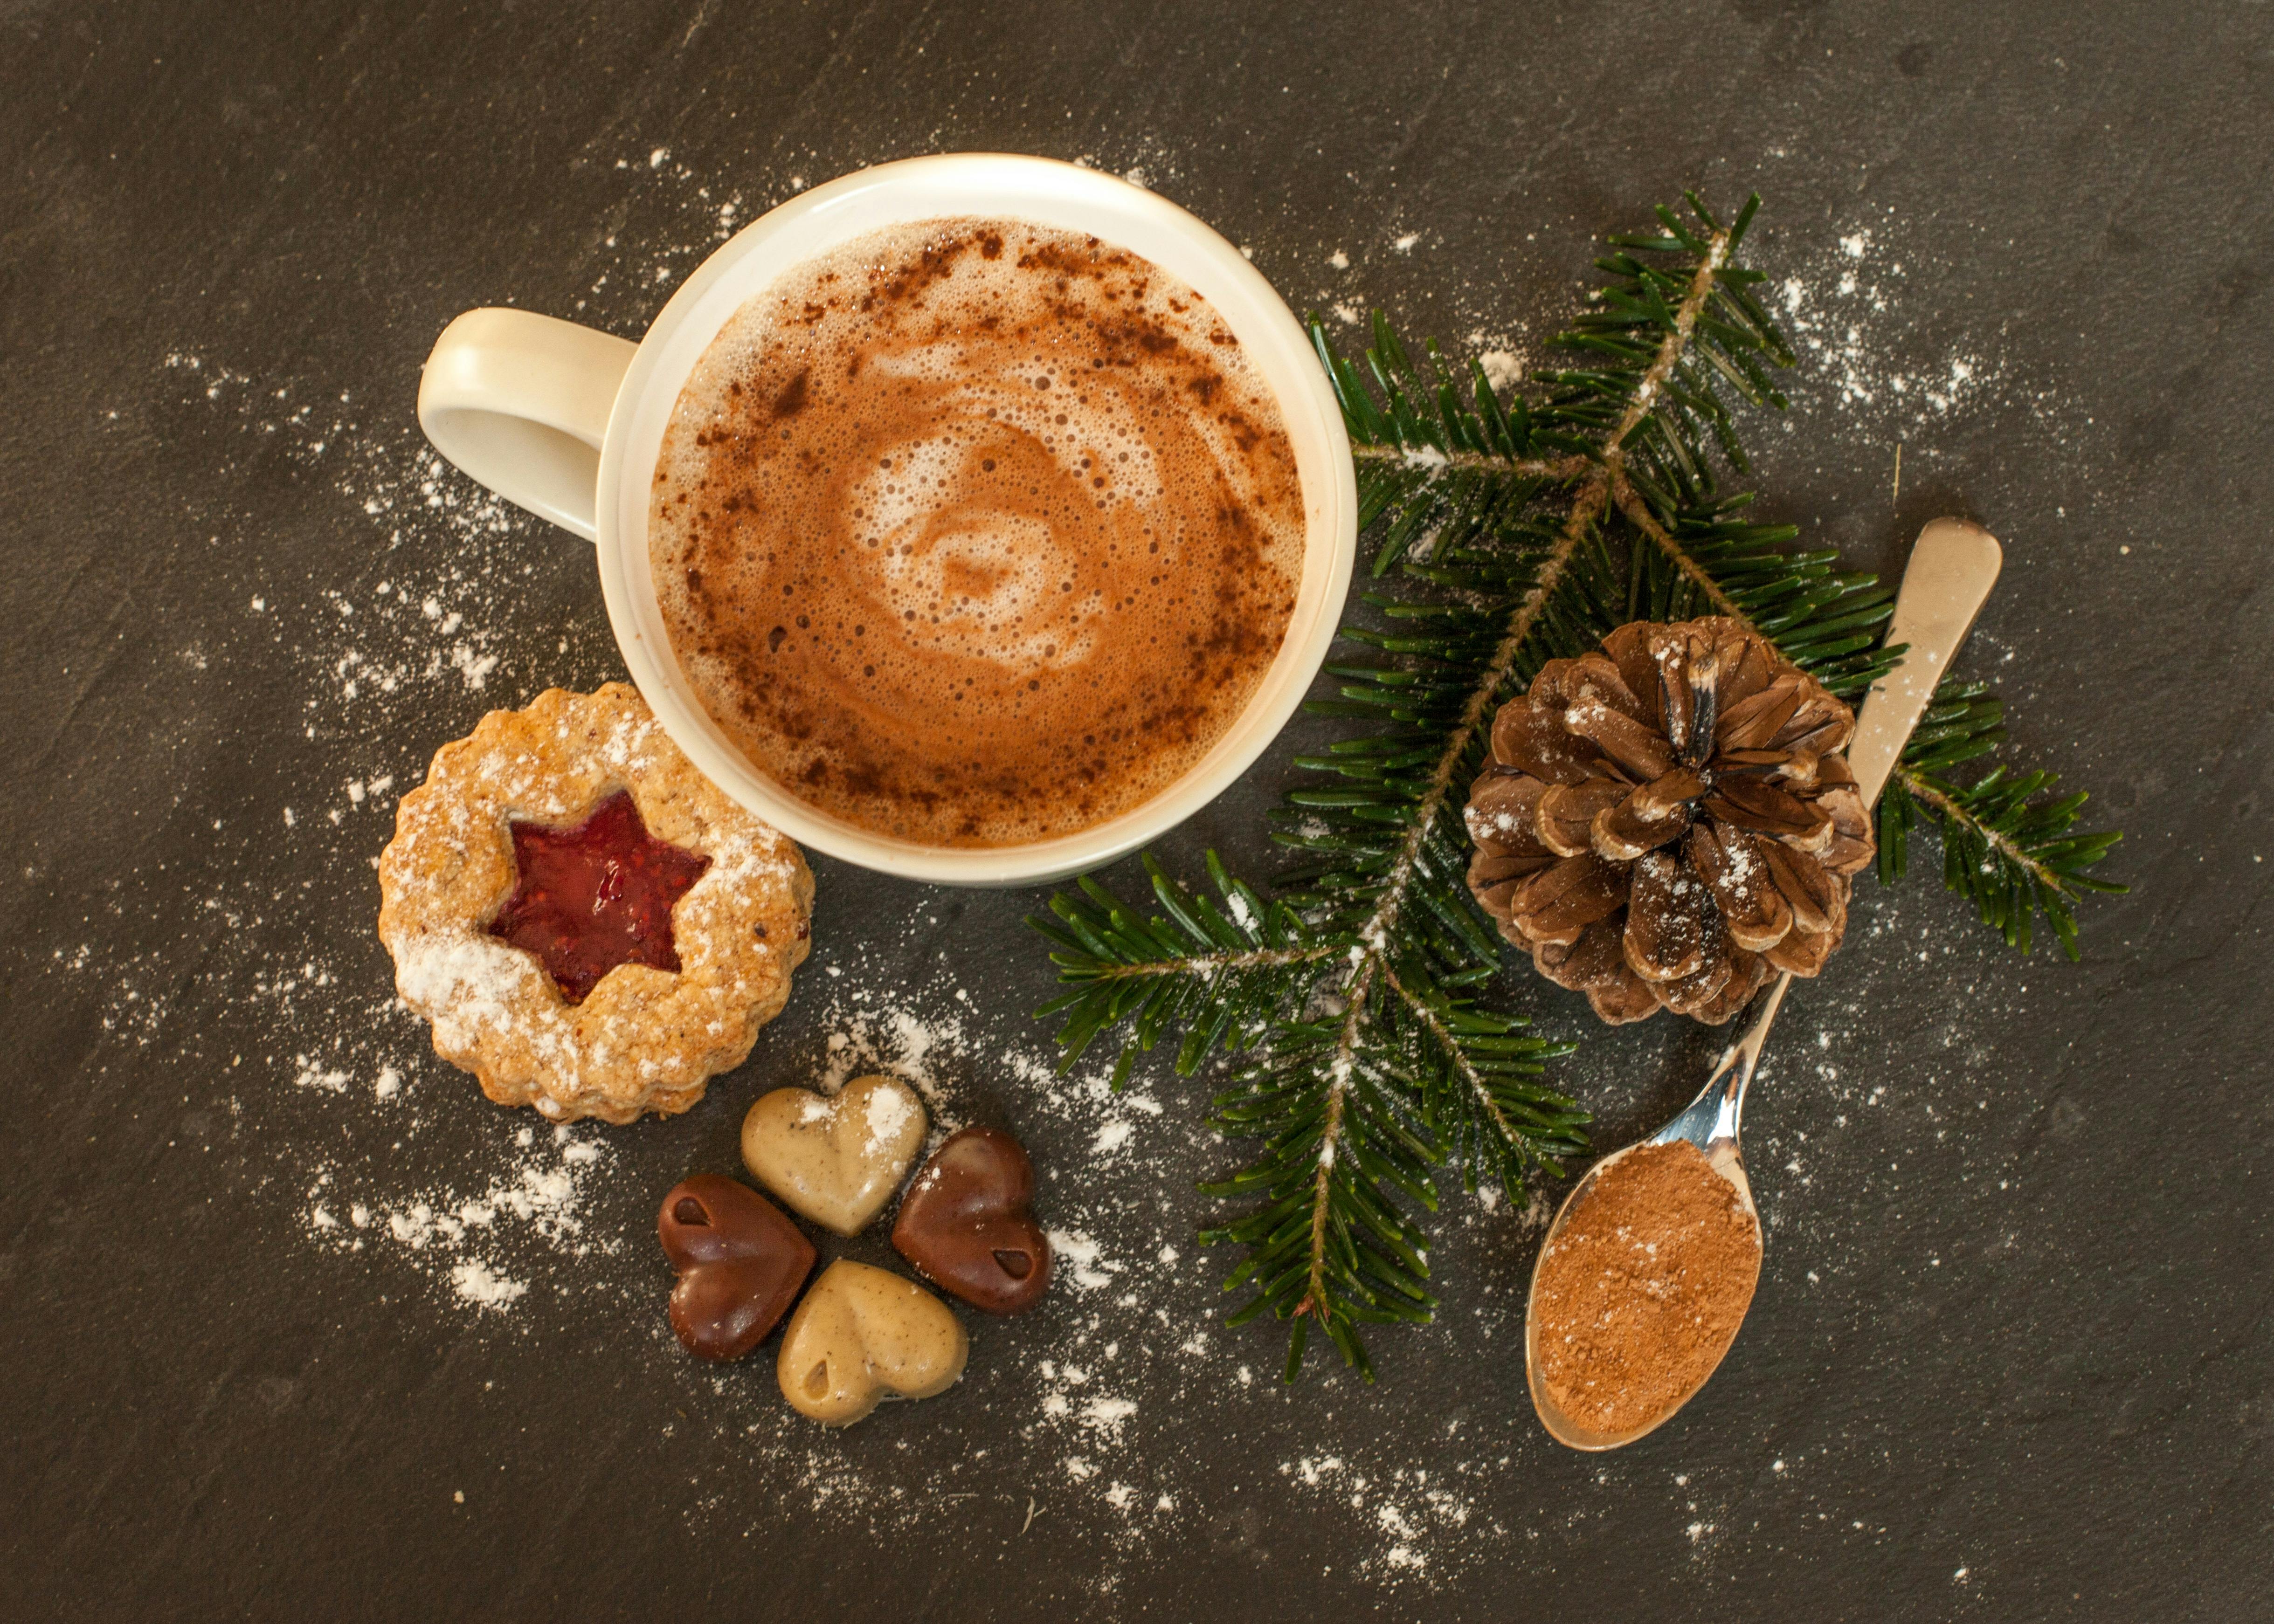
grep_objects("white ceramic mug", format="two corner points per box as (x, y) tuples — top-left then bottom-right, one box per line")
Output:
(417, 153), (1356, 885)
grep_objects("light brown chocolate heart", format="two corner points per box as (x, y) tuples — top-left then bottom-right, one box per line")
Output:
(740, 1074), (926, 1237)
(776, 1259), (968, 1425)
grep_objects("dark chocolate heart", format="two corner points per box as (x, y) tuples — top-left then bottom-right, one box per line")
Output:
(657, 1174), (816, 1361)
(891, 1126), (1051, 1315)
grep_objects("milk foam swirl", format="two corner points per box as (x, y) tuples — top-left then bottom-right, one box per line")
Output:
(651, 219), (1305, 847)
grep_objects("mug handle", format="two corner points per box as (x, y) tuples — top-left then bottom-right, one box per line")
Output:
(416, 309), (638, 542)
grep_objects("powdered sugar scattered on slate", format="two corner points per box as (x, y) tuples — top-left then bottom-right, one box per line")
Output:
(1774, 218), (2000, 425)
(22, 151), (2044, 1597)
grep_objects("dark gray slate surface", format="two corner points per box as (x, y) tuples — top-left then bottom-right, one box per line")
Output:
(2, 2), (2267, 1618)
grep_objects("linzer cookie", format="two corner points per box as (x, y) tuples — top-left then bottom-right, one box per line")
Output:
(377, 684), (813, 1123)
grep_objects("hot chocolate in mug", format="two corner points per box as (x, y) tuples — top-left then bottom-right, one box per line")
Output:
(417, 153), (1356, 886)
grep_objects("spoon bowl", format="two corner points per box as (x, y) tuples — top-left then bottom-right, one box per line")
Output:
(1523, 978), (1780, 1450)
(1523, 518), (2004, 1449)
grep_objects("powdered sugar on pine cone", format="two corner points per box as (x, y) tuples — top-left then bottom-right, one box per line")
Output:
(1464, 617), (1875, 1025)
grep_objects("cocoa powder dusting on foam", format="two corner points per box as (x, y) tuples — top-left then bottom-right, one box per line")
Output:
(1530, 1140), (1762, 1437)
(650, 219), (1305, 846)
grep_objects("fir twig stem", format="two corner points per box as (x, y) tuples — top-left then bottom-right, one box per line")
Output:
(1350, 442), (1594, 482)
(1287, 474), (1600, 1333)
(1303, 961), (1379, 1322)
(1359, 476), (1602, 953)
(1085, 944), (1339, 981)
(1598, 222), (1755, 623)
(1381, 961), (1527, 1148)
(1896, 765), (2066, 891)
(1612, 226), (1732, 433)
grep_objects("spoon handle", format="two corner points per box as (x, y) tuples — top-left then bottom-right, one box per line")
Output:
(1846, 518), (2005, 805)
(1705, 518), (2005, 1119)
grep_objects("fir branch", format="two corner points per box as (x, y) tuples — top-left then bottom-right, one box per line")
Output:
(1027, 853), (1344, 1086)
(1030, 190), (2123, 1383)
(1042, 194), (1778, 1378)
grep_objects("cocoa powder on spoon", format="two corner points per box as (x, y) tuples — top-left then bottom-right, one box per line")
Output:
(1528, 1140), (1763, 1436)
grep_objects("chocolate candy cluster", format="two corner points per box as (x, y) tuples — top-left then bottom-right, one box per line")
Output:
(657, 1073), (1051, 1426)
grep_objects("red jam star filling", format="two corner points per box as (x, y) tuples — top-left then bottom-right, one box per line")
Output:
(486, 791), (712, 1003)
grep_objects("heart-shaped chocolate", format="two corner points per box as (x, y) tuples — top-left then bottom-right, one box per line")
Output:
(776, 1260), (968, 1425)
(891, 1125), (1051, 1314)
(741, 1073), (926, 1237)
(657, 1174), (816, 1362)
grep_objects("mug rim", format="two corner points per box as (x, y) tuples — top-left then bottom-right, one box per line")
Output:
(593, 153), (1357, 886)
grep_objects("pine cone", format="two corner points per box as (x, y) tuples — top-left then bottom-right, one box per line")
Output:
(1464, 617), (1875, 1025)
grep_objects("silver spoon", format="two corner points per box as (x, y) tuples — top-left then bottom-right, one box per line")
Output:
(1524, 517), (2005, 1451)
